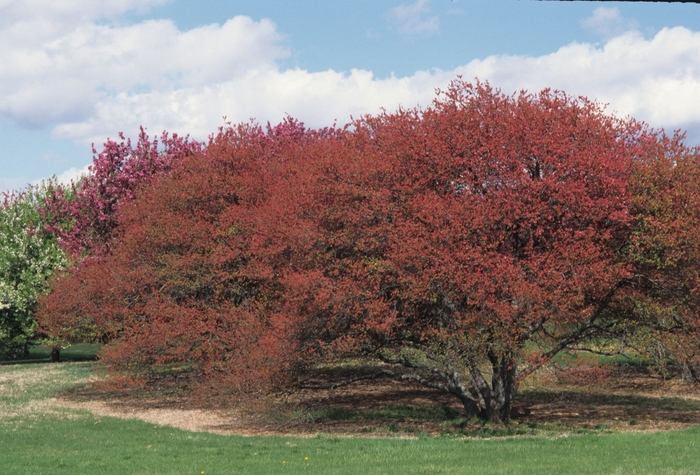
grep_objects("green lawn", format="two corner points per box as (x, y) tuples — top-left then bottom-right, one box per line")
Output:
(2, 415), (700, 474)
(1, 360), (700, 475)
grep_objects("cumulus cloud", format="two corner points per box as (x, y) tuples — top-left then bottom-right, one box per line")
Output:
(0, 4), (288, 128)
(53, 68), (443, 146)
(4, 1), (700, 163)
(49, 26), (700, 148)
(581, 7), (639, 40)
(457, 27), (700, 139)
(0, 165), (90, 193)
(0, 0), (169, 29)
(388, 0), (439, 35)
(49, 164), (91, 186)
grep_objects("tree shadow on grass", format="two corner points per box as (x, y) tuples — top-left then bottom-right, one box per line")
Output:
(518, 389), (700, 412)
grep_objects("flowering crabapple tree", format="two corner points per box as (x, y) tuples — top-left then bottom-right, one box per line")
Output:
(38, 119), (339, 393)
(37, 81), (700, 422)
(40, 127), (201, 257)
(627, 131), (700, 382)
(286, 80), (691, 423)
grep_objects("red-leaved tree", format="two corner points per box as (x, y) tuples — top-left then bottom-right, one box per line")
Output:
(38, 118), (341, 394)
(275, 81), (647, 422)
(627, 131), (700, 382)
(40, 128), (201, 257)
(37, 81), (700, 422)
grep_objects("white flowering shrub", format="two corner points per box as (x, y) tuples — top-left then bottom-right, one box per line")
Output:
(0, 182), (67, 359)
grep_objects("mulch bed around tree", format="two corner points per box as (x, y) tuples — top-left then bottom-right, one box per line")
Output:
(55, 363), (700, 437)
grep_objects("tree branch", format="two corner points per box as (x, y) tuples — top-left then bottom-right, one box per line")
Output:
(516, 278), (631, 380)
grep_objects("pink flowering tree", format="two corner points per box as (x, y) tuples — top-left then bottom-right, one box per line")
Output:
(40, 127), (201, 257)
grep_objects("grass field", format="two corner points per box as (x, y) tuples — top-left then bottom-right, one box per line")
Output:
(0, 342), (101, 365)
(2, 353), (700, 474)
(3, 415), (700, 475)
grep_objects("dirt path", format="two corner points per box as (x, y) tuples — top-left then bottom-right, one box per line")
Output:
(52, 367), (700, 437)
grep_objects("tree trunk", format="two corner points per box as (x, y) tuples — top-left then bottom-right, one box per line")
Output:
(490, 356), (516, 423)
(681, 361), (700, 383)
(466, 354), (517, 423)
(50, 346), (61, 363)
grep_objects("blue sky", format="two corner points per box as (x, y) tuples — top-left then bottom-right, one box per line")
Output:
(2, 0), (700, 193)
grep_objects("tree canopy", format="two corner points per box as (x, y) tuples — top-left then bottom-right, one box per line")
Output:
(0, 183), (67, 359)
(0, 129), (199, 361)
(36, 80), (700, 422)
(40, 128), (201, 258)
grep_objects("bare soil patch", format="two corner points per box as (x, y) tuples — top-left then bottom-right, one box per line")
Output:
(53, 364), (700, 437)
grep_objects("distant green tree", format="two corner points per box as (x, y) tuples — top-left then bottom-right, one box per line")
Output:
(0, 181), (68, 360)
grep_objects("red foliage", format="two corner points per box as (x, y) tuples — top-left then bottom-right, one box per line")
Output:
(557, 360), (611, 386)
(270, 80), (648, 421)
(40, 128), (201, 257)
(37, 80), (700, 421)
(628, 131), (700, 376)
(38, 118), (340, 395)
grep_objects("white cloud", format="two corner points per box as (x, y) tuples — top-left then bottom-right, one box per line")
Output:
(48, 26), (700, 148)
(457, 27), (700, 138)
(388, 0), (439, 35)
(49, 164), (91, 186)
(1, 164), (88, 193)
(0, 0), (169, 29)
(53, 68), (443, 146)
(0, 8), (288, 128)
(581, 7), (639, 40)
(3, 2), (700, 165)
